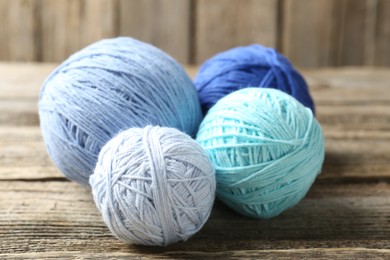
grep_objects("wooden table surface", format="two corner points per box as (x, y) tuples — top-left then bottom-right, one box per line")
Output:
(0, 63), (389, 259)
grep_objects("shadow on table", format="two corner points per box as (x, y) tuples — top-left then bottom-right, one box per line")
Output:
(132, 192), (383, 255)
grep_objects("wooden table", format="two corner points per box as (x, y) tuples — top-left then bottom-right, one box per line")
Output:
(1, 63), (389, 259)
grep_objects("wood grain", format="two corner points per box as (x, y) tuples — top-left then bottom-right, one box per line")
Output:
(0, 181), (389, 256)
(363, 0), (379, 66)
(375, 0), (390, 66)
(0, 63), (55, 99)
(337, 0), (372, 66)
(0, 63), (389, 258)
(0, 63), (55, 126)
(194, 0), (278, 64)
(1, 1), (390, 66)
(78, 0), (118, 47)
(0, 100), (38, 126)
(2, 63), (390, 128)
(40, 0), (118, 62)
(2, 249), (390, 260)
(282, 0), (390, 67)
(282, 0), (338, 67)
(1, 125), (390, 182)
(40, 0), (81, 62)
(0, 0), (191, 64)
(0, 127), (62, 180)
(0, 0), (10, 60)
(5, 0), (40, 61)
(119, 0), (191, 64)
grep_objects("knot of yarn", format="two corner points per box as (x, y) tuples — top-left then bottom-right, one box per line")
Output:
(194, 44), (315, 114)
(38, 37), (202, 186)
(90, 126), (216, 246)
(196, 88), (325, 219)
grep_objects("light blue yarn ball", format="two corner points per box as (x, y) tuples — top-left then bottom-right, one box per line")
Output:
(90, 126), (216, 246)
(196, 88), (325, 219)
(38, 37), (202, 186)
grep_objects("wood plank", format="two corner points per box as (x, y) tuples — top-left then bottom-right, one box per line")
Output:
(0, 0), (10, 60)
(195, 0), (278, 64)
(0, 63), (56, 126)
(0, 127), (62, 180)
(2, 248), (390, 259)
(0, 63), (55, 99)
(4, 97), (390, 129)
(0, 100), (38, 126)
(40, 0), (117, 62)
(118, 0), (191, 64)
(1, 125), (390, 182)
(363, 0), (379, 66)
(319, 104), (390, 131)
(79, 0), (118, 47)
(337, 0), (373, 66)
(2, 64), (390, 100)
(39, 0), (82, 62)
(0, 0), (390, 67)
(0, 181), (389, 255)
(323, 137), (390, 181)
(5, 0), (40, 62)
(305, 68), (390, 105)
(374, 0), (390, 66)
(1, 65), (390, 127)
(282, 0), (384, 67)
(282, 0), (338, 67)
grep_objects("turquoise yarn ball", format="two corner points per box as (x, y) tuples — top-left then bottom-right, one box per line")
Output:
(196, 88), (325, 219)
(90, 126), (216, 246)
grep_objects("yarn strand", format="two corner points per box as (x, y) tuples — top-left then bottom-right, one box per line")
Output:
(196, 88), (325, 219)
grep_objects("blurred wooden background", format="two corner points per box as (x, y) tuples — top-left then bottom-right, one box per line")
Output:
(0, 0), (389, 67)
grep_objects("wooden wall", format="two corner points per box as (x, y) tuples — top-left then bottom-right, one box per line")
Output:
(0, 0), (389, 67)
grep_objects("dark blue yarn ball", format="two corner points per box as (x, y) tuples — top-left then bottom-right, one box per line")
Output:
(194, 44), (315, 114)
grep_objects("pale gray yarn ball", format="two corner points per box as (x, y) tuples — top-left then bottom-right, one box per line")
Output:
(90, 126), (216, 246)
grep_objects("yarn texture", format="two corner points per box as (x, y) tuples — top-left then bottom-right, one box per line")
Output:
(194, 44), (315, 114)
(90, 126), (216, 246)
(39, 37), (202, 186)
(196, 88), (325, 219)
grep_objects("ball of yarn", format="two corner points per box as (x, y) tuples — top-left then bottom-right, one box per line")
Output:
(39, 37), (202, 186)
(196, 88), (325, 219)
(194, 44), (315, 114)
(90, 126), (216, 246)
